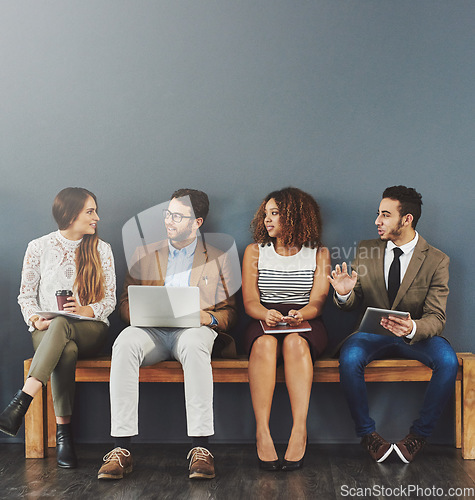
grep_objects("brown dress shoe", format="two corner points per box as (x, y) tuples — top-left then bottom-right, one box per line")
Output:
(97, 447), (133, 480)
(360, 432), (393, 462)
(187, 447), (215, 479)
(394, 433), (426, 463)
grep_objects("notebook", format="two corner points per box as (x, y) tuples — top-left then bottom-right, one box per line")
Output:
(128, 286), (201, 328)
(260, 320), (312, 334)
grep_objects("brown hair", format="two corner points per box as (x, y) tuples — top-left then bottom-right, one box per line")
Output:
(52, 187), (105, 305)
(171, 188), (210, 222)
(250, 187), (322, 248)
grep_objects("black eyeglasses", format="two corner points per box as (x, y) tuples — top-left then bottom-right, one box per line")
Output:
(162, 209), (193, 223)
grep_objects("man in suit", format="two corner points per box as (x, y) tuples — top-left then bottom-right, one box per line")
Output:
(328, 185), (458, 463)
(98, 189), (237, 480)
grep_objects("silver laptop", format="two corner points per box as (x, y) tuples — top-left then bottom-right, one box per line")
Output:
(128, 286), (201, 328)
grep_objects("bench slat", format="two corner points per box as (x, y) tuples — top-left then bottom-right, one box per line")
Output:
(69, 356), (463, 383)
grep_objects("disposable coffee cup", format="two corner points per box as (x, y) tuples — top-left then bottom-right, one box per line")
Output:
(56, 290), (73, 310)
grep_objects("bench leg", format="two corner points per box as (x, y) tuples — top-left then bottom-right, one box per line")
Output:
(24, 360), (47, 458)
(456, 379), (462, 449)
(47, 382), (56, 448)
(462, 354), (475, 459)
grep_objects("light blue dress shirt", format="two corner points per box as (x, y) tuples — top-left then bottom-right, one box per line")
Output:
(164, 238), (197, 287)
(164, 237), (218, 326)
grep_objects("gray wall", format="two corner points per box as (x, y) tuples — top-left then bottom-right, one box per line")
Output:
(1, 1), (474, 445)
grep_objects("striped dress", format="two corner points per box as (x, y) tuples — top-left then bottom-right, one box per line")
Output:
(244, 243), (328, 361)
(258, 243), (317, 306)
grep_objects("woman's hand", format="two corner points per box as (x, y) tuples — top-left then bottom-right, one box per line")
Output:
(63, 297), (95, 318)
(284, 309), (303, 326)
(265, 309), (284, 327)
(34, 317), (52, 331)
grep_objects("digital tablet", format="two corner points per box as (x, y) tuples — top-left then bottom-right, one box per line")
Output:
(358, 307), (409, 336)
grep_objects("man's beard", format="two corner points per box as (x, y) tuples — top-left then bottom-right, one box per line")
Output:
(381, 218), (404, 241)
(169, 220), (194, 243)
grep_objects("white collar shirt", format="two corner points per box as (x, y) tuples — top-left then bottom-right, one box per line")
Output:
(384, 232), (419, 288)
(384, 231), (419, 338)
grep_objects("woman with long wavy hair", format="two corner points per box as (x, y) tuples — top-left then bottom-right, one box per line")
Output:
(0, 187), (116, 468)
(242, 187), (330, 471)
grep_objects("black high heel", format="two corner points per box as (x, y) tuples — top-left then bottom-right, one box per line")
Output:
(258, 456), (281, 471)
(281, 438), (307, 471)
(257, 445), (280, 471)
(281, 456), (304, 471)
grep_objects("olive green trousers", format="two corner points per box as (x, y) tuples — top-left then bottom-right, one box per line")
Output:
(28, 315), (108, 417)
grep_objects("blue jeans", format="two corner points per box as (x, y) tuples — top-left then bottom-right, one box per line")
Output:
(339, 332), (459, 438)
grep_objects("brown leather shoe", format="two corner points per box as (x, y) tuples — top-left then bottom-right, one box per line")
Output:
(361, 432), (393, 462)
(394, 433), (426, 463)
(97, 447), (133, 480)
(187, 447), (215, 479)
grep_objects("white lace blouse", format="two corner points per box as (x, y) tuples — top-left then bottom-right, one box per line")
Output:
(18, 230), (116, 330)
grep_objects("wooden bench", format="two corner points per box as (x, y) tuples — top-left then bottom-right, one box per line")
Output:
(23, 353), (475, 459)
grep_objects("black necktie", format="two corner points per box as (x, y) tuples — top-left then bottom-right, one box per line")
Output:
(388, 247), (403, 305)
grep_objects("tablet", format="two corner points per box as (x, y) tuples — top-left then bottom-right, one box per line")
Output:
(358, 307), (409, 336)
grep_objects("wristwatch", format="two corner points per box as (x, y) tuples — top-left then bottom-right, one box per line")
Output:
(209, 314), (218, 327)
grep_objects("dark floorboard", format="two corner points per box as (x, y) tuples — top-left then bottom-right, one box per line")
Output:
(1, 443), (475, 499)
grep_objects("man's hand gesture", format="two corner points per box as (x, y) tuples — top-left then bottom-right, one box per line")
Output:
(327, 262), (358, 296)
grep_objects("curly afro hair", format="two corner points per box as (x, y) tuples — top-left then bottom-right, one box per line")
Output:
(250, 187), (322, 248)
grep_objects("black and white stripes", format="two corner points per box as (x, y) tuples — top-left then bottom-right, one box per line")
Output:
(257, 244), (316, 305)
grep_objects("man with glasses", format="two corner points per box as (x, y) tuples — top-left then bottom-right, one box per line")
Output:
(98, 189), (237, 480)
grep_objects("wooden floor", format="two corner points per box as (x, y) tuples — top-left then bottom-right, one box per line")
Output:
(1, 443), (475, 499)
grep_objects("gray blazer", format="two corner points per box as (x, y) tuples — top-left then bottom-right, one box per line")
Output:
(334, 235), (449, 345)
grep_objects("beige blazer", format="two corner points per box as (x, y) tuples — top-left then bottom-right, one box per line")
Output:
(119, 238), (238, 357)
(334, 235), (449, 344)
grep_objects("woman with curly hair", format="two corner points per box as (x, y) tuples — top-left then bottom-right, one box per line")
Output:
(0, 187), (116, 468)
(242, 187), (330, 471)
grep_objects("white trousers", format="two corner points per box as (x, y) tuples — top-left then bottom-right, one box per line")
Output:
(110, 325), (217, 437)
